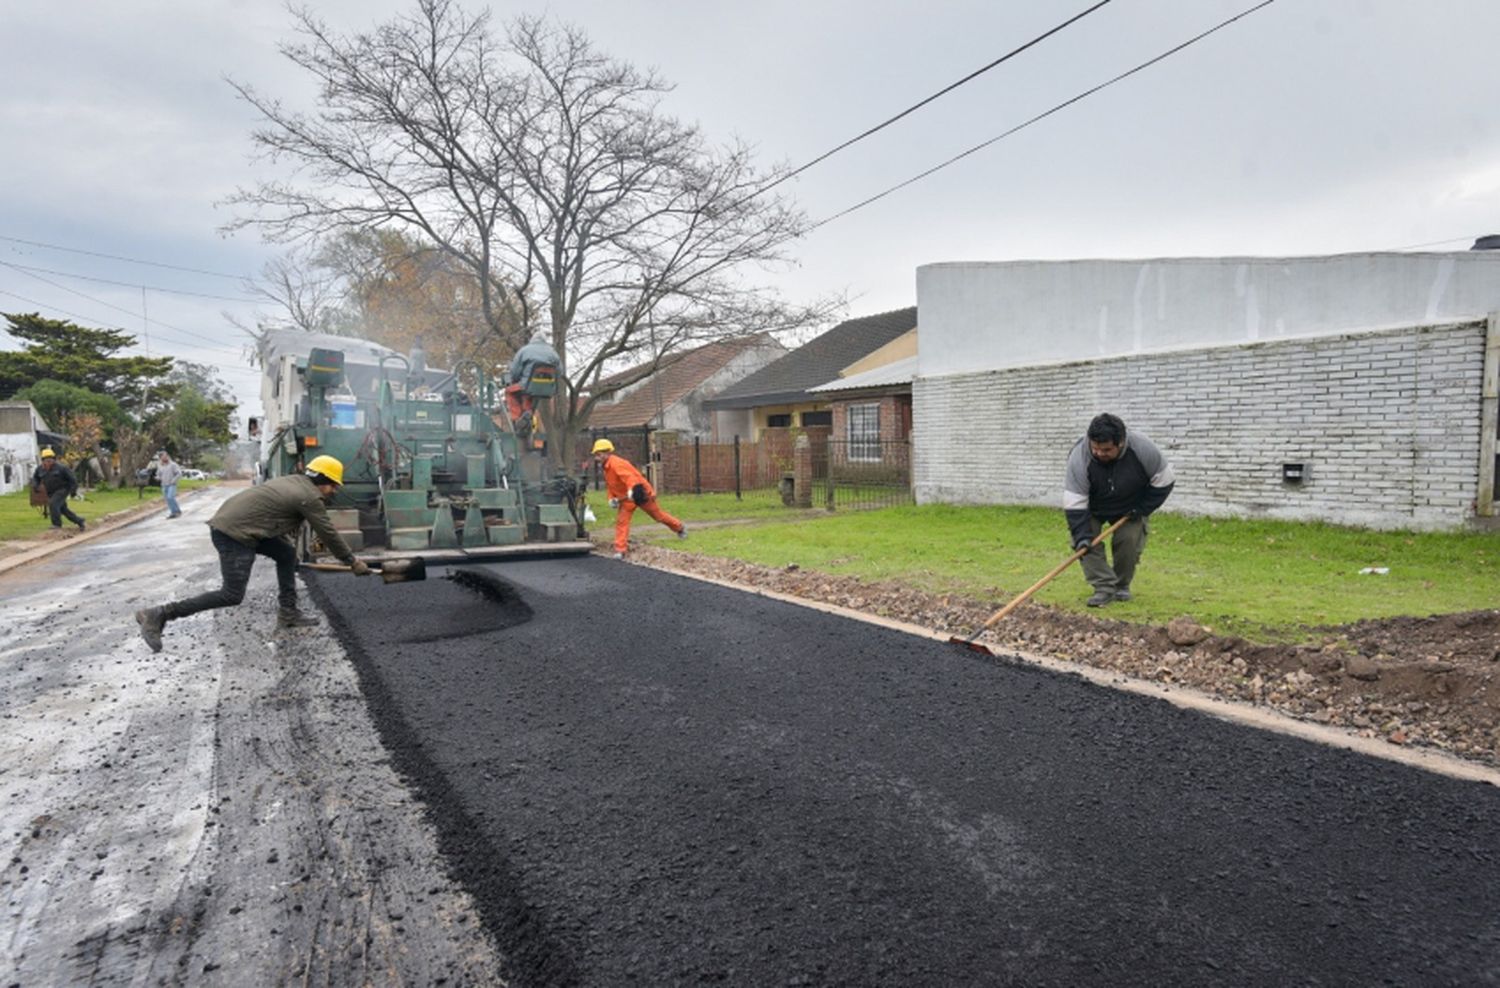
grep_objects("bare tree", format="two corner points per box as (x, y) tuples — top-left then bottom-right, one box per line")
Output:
(225, 0), (835, 461)
(242, 246), (352, 336)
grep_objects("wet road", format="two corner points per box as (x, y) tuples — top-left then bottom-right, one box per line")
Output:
(309, 557), (1500, 987)
(0, 488), (502, 986)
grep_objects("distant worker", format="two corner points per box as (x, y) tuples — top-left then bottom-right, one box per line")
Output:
(135, 454), (370, 652)
(156, 450), (184, 519)
(591, 438), (686, 559)
(31, 448), (86, 532)
(1063, 413), (1175, 607)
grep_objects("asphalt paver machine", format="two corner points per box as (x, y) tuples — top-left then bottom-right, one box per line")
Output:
(252, 331), (591, 562)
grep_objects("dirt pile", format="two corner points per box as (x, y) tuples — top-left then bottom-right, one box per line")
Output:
(628, 545), (1500, 767)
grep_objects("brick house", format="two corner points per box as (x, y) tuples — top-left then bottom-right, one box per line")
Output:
(814, 365), (915, 448)
(586, 335), (786, 440)
(703, 307), (918, 443)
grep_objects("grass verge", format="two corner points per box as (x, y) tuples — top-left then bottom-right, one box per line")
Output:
(629, 502), (1499, 642)
(0, 481), (211, 541)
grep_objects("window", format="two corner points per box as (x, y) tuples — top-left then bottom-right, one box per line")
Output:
(846, 402), (880, 462)
(800, 410), (831, 427)
(766, 413), (792, 428)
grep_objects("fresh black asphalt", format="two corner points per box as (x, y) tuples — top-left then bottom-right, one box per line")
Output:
(307, 557), (1500, 986)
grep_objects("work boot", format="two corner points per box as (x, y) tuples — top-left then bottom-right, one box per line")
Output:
(1086, 590), (1115, 608)
(676, 527), (688, 540)
(1113, 586), (1133, 602)
(77, 520), (86, 531)
(135, 607), (166, 653)
(277, 608), (319, 629)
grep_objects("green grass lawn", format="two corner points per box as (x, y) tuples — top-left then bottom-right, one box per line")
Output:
(627, 501), (1500, 641)
(0, 481), (212, 541)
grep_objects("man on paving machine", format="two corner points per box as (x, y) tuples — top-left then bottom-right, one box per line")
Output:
(592, 438), (686, 559)
(1063, 413), (1175, 607)
(134, 454), (371, 652)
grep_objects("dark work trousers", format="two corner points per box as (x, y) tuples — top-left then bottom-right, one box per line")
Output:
(1078, 514), (1149, 593)
(48, 490), (85, 529)
(165, 527), (298, 620)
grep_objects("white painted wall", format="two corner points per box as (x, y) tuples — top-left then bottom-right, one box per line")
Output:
(917, 253), (1500, 377)
(0, 403), (47, 495)
(0, 435), (40, 495)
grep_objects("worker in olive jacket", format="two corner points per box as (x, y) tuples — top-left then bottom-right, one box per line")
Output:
(135, 455), (370, 652)
(1063, 413), (1175, 607)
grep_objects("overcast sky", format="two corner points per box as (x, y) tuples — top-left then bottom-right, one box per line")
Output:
(2, 0), (1498, 416)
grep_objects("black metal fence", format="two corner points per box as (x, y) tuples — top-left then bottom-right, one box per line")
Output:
(584, 426), (911, 513)
(817, 438), (913, 511)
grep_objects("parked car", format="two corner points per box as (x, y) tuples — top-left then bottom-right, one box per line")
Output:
(181, 468), (208, 481)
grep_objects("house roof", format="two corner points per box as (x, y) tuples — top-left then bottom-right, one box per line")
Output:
(588, 335), (779, 429)
(703, 306), (917, 410)
(807, 355), (917, 394)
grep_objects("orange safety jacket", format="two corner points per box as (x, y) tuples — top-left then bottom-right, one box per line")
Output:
(602, 454), (654, 501)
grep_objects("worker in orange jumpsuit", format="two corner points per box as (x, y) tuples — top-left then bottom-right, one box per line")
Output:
(592, 438), (686, 558)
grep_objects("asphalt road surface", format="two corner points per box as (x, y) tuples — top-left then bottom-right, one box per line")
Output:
(308, 557), (1500, 987)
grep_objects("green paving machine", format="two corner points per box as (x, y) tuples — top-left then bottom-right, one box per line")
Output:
(252, 331), (591, 562)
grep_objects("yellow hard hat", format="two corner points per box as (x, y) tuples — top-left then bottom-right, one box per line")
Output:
(591, 438), (614, 454)
(305, 454), (345, 485)
(40, 447), (56, 459)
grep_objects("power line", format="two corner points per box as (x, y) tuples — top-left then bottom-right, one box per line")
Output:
(0, 287), (249, 365)
(1, 261), (261, 303)
(813, 0), (1278, 230)
(0, 265), (254, 357)
(755, 0), (1114, 200)
(0, 233), (257, 282)
(1384, 234), (1484, 251)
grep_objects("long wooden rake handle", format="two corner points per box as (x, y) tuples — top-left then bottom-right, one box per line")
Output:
(302, 562), (361, 572)
(969, 515), (1131, 635)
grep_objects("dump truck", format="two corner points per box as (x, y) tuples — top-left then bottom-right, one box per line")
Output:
(249, 330), (590, 562)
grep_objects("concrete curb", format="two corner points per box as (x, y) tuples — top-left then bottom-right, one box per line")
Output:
(0, 487), (210, 577)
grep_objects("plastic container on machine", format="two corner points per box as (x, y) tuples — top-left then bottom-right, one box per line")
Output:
(330, 398), (359, 428)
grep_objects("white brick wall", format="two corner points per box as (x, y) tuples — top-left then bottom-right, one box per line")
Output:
(913, 320), (1489, 530)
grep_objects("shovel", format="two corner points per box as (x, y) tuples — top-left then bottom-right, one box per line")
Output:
(302, 557), (428, 584)
(949, 516), (1129, 656)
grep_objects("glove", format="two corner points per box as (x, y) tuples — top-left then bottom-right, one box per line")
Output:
(630, 483), (649, 506)
(1072, 536), (1093, 552)
(608, 497), (620, 509)
(349, 559), (372, 576)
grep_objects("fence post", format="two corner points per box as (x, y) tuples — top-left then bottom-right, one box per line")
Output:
(733, 435), (741, 501)
(643, 423), (654, 489)
(825, 436), (836, 510)
(792, 434), (813, 509)
(694, 436), (701, 495)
